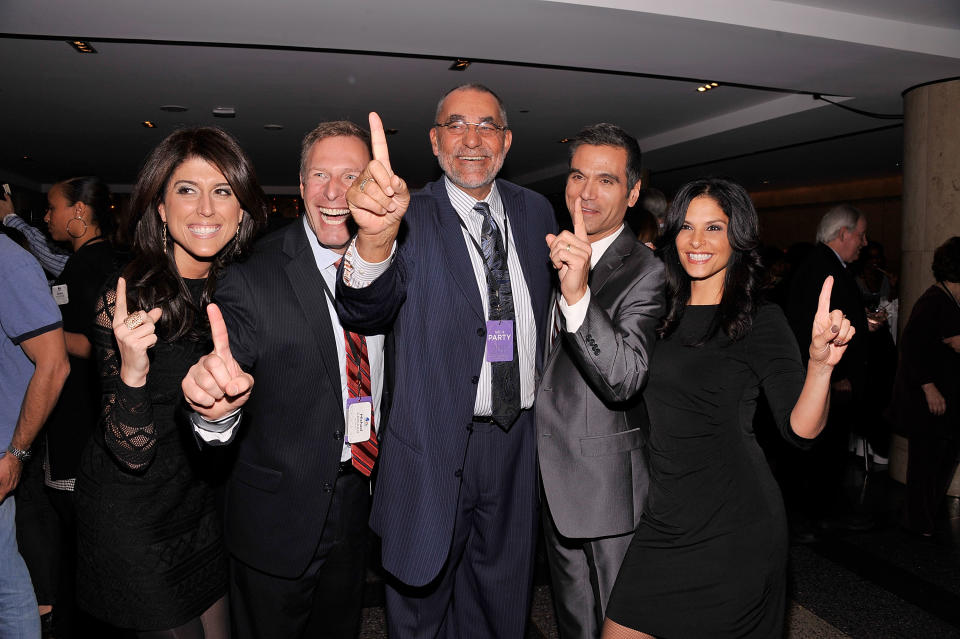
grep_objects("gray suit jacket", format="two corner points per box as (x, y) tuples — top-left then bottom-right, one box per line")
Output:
(537, 229), (665, 539)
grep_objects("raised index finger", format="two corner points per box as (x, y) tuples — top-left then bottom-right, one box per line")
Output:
(816, 275), (834, 317)
(368, 112), (391, 174)
(207, 303), (233, 360)
(115, 277), (128, 318)
(571, 197), (587, 242)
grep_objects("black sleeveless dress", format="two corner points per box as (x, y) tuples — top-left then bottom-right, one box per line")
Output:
(606, 304), (809, 637)
(75, 280), (228, 631)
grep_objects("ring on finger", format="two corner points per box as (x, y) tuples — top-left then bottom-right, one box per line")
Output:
(358, 177), (372, 193)
(565, 243), (572, 251)
(124, 311), (145, 330)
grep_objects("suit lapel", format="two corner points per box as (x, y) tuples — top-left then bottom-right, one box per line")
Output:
(589, 229), (635, 297)
(503, 182), (545, 326)
(282, 224), (344, 415)
(429, 181), (485, 319)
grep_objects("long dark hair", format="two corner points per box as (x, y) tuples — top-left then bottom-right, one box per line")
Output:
(123, 127), (267, 341)
(56, 176), (117, 241)
(656, 177), (763, 344)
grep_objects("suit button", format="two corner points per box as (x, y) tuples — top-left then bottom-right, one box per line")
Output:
(322, 482), (332, 493)
(466, 424), (474, 432)
(454, 469), (463, 478)
(333, 430), (343, 440)
(543, 432), (552, 438)
(477, 327), (485, 336)
(471, 375), (479, 384)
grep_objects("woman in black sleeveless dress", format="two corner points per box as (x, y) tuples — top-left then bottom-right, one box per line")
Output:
(604, 178), (855, 638)
(75, 128), (266, 637)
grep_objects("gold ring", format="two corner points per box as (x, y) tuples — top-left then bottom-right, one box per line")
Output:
(358, 177), (372, 193)
(124, 311), (145, 330)
(565, 243), (571, 251)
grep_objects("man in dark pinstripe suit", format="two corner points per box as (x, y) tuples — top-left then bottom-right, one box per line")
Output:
(337, 85), (558, 638)
(184, 121), (388, 639)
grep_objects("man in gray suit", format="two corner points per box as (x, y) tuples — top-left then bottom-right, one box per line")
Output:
(538, 123), (665, 639)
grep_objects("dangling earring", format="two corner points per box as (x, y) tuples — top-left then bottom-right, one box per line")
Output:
(66, 207), (88, 239)
(162, 222), (167, 253)
(235, 222), (241, 243)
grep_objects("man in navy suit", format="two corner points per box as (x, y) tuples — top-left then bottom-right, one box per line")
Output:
(337, 84), (558, 637)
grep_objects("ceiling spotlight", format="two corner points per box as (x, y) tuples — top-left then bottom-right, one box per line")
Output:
(697, 87), (707, 92)
(142, 121), (156, 128)
(263, 124), (284, 131)
(449, 59), (471, 71)
(212, 106), (236, 118)
(711, 82), (719, 87)
(67, 40), (97, 54)
(160, 105), (188, 113)
(558, 137), (571, 144)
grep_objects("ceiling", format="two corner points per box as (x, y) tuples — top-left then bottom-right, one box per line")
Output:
(1, 0), (958, 201)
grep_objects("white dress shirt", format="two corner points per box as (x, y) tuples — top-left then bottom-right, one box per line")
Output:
(345, 177), (538, 414)
(559, 224), (626, 333)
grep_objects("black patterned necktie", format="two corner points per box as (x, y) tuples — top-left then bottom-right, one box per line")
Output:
(475, 201), (521, 430)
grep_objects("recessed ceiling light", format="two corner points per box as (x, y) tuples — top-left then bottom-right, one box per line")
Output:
(449, 59), (471, 71)
(558, 137), (571, 144)
(160, 105), (188, 113)
(519, 109), (530, 114)
(263, 124), (284, 131)
(710, 82), (719, 87)
(385, 128), (398, 135)
(697, 87), (707, 92)
(142, 121), (156, 128)
(67, 40), (97, 54)
(212, 107), (236, 118)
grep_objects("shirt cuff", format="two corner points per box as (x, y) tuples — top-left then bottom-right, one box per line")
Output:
(343, 236), (396, 289)
(559, 289), (591, 333)
(191, 408), (242, 443)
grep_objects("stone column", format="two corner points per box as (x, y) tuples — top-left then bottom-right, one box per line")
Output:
(900, 78), (960, 329)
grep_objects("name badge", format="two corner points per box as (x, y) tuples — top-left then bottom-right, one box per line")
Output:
(486, 320), (514, 362)
(346, 396), (373, 443)
(52, 284), (69, 305)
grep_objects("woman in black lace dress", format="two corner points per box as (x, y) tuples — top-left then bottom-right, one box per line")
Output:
(75, 128), (267, 638)
(603, 178), (856, 638)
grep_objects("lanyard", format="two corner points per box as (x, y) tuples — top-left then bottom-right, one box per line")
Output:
(457, 208), (510, 266)
(317, 264), (365, 368)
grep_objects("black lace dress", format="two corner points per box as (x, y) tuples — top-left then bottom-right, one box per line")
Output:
(74, 279), (228, 631)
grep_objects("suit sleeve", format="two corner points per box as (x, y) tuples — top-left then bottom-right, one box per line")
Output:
(335, 230), (410, 335)
(566, 258), (665, 403)
(213, 266), (259, 371)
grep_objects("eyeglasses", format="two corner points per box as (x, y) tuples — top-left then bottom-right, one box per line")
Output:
(434, 120), (507, 137)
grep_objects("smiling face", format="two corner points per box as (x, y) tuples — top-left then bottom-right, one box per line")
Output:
(430, 88), (512, 200)
(157, 156), (243, 279)
(299, 135), (370, 250)
(676, 195), (732, 302)
(565, 144), (641, 243)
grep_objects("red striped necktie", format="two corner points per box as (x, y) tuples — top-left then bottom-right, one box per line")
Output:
(345, 328), (378, 475)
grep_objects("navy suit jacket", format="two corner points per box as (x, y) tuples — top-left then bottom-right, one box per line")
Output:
(336, 178), (558, 586)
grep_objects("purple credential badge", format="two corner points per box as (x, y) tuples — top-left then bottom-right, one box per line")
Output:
(486, 320), (514, 362)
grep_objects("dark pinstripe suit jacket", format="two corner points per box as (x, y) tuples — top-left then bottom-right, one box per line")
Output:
(214, 221), (357, 579)
(336, 178), (558, 587)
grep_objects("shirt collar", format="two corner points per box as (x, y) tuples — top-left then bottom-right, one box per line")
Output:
(302, 216), (344, 270)
(825, 243), (847, 268)
(590, 224), (625, 269)
(443, 176), (503, 220)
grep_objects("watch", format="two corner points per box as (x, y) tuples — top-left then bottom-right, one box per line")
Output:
(5, 445), (32, 462)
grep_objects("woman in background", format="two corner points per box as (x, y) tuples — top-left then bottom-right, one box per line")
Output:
(75, 127), (267, 638)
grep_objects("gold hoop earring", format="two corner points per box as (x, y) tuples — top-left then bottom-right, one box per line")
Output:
(162, 222), (167, 253)
(66, 214), (87, 239)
